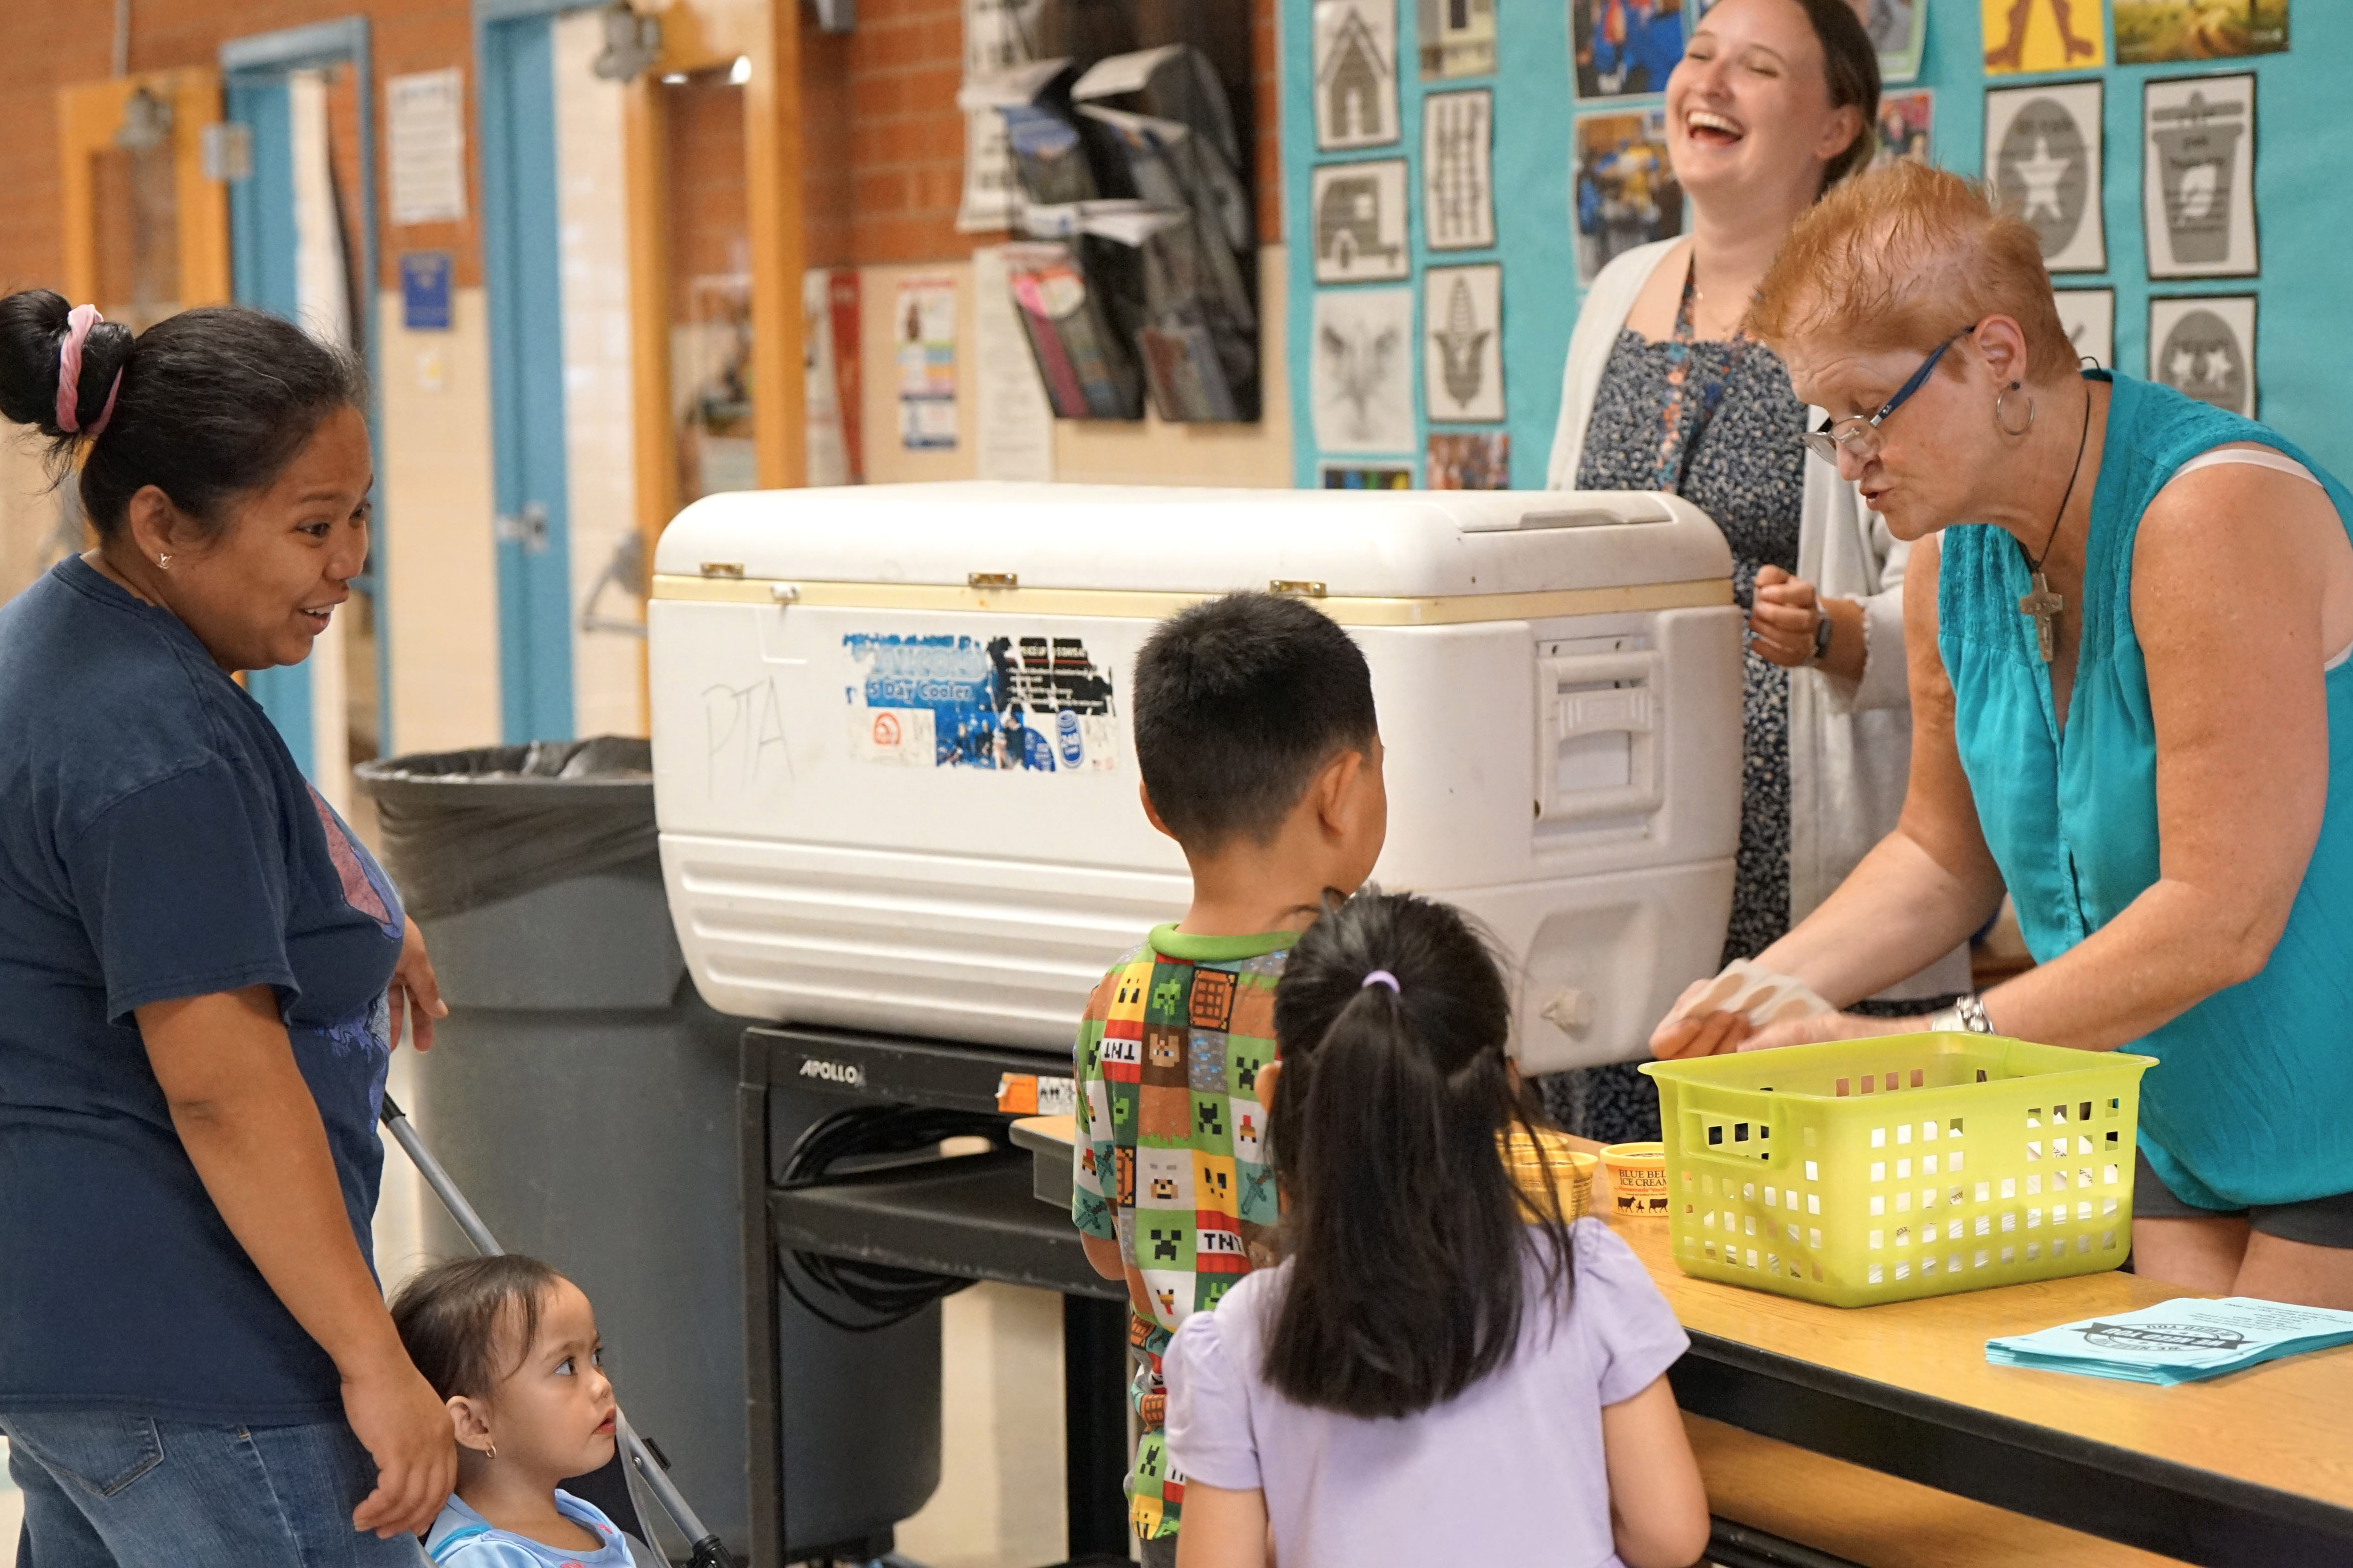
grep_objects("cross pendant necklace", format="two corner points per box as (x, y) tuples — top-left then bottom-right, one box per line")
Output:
(2019, 385), (2094, 664)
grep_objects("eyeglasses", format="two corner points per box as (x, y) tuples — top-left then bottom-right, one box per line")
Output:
(1801, 327), (1974, 465)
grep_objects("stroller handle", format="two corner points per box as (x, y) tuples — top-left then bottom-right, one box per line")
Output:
(379, 1095), (741, 1568)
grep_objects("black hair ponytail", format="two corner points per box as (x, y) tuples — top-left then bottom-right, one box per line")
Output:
(1262, 891), (1573, 1421)
(0, 289), (363, 543)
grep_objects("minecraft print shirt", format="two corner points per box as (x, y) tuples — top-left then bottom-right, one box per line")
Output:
(1071, 924), (1291, 1542)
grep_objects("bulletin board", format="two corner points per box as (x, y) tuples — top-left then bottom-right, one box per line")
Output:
(1283, 2), (2353, 490)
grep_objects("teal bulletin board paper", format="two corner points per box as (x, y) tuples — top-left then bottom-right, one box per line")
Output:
(1284, 2), (2353, 489)
(1987, 1296), (2353, 1385)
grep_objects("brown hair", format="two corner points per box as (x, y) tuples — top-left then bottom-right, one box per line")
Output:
(1749, 159), (2078, 383)
(390, 1254), (564, 1401)
(1790, 0), (1881, 189)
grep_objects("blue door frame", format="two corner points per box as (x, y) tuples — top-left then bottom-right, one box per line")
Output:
(221, 18), (386, 775)
(478, 0), (595, 743)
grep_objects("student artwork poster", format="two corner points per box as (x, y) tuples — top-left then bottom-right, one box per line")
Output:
(1429, 432), (1511, 489)
(1981, 0), (2105, 73)
(1573, 109), (1683, 286)
(1873, 89), (1933, 170)
(2115, 0), (2289, 64)
(1573, 0), (1686, 100)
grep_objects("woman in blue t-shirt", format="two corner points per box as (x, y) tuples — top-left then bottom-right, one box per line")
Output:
(1651, 164), (2353, 1309)
(0, 293), (457, 1562)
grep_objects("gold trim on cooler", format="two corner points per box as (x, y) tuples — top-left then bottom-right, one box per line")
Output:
(648, 575), (1733, 625)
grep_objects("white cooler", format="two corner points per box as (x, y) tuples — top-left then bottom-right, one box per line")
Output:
(649, 482), (1741, 1074)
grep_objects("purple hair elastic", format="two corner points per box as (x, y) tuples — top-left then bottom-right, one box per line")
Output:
(56, 304), (123, 438)
(1361, 970), (1400, 994)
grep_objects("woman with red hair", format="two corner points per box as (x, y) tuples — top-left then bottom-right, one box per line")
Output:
(1657, 163), (2353, 1308)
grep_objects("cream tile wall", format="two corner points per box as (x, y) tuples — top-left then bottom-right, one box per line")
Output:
(860, 247), (1293, 491)
(0, 434), (71, 608)
(554, 9), (649, 740)
(378, 287), (504, 756)
(894, 1282), (1072, 1568)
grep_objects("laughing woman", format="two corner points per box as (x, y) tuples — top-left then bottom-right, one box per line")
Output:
(0, 294), (453, 1564)
(1544, 0), (1967, 1142)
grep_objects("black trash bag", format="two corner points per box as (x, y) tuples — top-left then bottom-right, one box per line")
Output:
(355, 737), (655, 923)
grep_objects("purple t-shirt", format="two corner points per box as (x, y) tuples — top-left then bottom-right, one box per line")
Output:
(1164, 1220), (1688, 1566)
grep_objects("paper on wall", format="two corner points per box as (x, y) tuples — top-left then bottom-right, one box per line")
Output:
(896, 278), (960, 451)
(971, 247), (1056, 481)
(387, 69), (467, 227)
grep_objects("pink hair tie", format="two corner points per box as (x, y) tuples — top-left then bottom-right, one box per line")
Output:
(1361, 970), (1400, 994)
(55, 304), (123, 438)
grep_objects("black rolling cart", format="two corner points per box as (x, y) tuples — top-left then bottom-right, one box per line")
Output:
(740, 1026), (1133, 1568)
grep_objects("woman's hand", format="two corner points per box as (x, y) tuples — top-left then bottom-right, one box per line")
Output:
(1751, 568), (1868, 683)
(1650, 1007), (1755, 1060)
(342, 1352), (458, 1539)
(387, 918), (447, 1052)
(1737, 1010), (1927, 1054)
(1749, 565), (1825, 667)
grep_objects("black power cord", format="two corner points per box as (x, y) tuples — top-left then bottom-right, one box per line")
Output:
(777, 1106), (1012, 1332)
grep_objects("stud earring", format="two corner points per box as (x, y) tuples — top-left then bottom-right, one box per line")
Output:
(157, 553), (170, 568)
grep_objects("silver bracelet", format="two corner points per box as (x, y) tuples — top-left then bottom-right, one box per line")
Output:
(1927, 993), (1995, 1035)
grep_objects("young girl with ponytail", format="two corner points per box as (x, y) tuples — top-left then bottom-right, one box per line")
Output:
(1162, 892), (1709, 1568)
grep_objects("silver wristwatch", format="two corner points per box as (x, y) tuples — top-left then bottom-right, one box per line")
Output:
(1926, 993), (1994, 1035)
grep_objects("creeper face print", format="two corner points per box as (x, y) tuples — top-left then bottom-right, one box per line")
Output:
(1228, 1037), (1273, 1098)
(1195, 1098), (1226, 1141)
(1148, 1226), (1183, 1263)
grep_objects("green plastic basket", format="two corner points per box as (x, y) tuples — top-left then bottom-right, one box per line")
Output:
(1640, 1034), (2156, 1308)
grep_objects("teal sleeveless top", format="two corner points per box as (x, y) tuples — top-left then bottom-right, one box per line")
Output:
(1940, 372), (2353, 1209)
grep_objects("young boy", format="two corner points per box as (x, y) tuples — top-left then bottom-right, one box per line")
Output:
(1070, 592), (1386, 1565)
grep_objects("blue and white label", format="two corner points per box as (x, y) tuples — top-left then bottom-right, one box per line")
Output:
(843, 630), (1119, 773)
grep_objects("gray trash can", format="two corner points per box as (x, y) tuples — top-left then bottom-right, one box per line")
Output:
(359, 738), (941, 1559)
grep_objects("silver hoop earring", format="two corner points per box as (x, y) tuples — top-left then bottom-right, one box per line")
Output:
(1994, 383), (2035, 438)
(485, 1443), (497, 1461)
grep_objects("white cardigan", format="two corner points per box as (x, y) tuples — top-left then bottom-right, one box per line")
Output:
(1547, 239), (1969, 1000)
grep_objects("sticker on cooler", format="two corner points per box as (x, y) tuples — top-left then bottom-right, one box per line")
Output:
(843, 630), (1120, 773)
(998, 1072), (1077, 1116)
(852, 705), (937, 765)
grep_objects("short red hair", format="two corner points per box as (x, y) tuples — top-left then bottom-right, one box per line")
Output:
(1748, 161), (2078, 385)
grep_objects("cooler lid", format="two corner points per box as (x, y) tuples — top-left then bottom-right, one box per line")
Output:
(652, 483), (1730, 602)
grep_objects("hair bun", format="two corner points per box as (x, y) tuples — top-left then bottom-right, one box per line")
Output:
(0, 288), (76, 437)
(70, 319), (136, 436)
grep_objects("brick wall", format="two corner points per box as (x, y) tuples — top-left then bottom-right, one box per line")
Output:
(0, 0), (1282, 293)
(0, 0), (481, 294)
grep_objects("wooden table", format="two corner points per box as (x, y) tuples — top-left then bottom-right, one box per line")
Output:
(999, 1103), (2353, 1565)
(1566, 1136), (2353, 1567)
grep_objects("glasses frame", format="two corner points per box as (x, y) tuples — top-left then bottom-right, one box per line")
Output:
(1802, 326), (1975, 464)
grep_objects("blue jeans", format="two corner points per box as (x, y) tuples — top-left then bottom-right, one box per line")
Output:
(2, 1412), (429, 1568)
